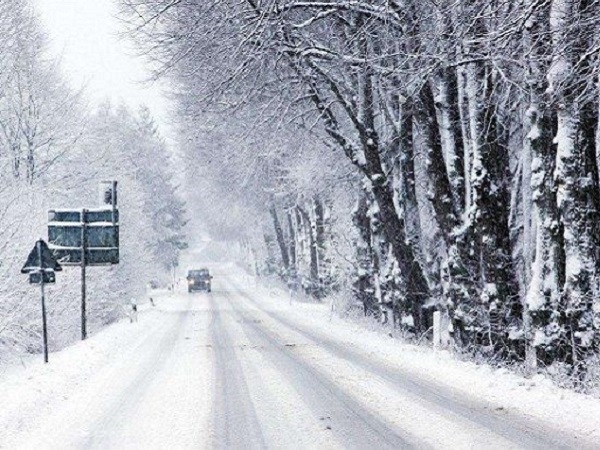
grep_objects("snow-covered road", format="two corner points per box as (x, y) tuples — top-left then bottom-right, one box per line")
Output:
(2, 265), (600, 449)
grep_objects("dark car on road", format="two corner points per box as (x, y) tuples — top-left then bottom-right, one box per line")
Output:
(187, 268), (212, 293)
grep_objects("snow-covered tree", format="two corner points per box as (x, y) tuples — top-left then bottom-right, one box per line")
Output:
(120, 0), (600, 379)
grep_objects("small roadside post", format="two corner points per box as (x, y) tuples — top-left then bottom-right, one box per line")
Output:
(21, 239), (62, 363)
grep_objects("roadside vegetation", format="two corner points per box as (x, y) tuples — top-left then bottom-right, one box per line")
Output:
(121, 0), (600, 391)
(0, 1), (186, 360)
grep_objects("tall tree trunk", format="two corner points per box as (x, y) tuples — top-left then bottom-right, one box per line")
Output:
(415, 82), (459, 244)
(352, 191), (378, 315)
(269, 198), (290, 274)
(287, 209), (297, 278)
(396, 98), (422, 255)
(294, 207), (306, 276)
(357, 29), (429, 331)
(457, 66), (472, 213)
(462, 6), (520, 353)
(435, 6), (465, 211)
(524, 0), (565, 368)
(297, 205), (319, 295)
(314, 195), (325, 296)
(414, 80), (478, 343)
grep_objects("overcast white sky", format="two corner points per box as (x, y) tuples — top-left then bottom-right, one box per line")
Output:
(34, 0), (174, 141)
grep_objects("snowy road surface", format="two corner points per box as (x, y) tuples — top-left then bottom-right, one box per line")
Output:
(2, 266), (600, 449)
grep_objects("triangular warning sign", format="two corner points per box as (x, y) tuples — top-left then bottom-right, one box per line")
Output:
(21, 239), (62, 273)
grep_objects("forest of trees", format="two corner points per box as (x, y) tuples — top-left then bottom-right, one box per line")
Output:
(120, 0), (600, 386)
(0, 1), (186, 360)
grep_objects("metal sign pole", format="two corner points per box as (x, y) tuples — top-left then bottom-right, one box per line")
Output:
(37, 241), (49, 363)
(41, 277), (48, 363)
(111, 181), (117, 225)
(81, 209), (87, 340)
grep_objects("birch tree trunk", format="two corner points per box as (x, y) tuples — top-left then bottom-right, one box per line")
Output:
(523, 0), (564, 369)
(435, 6), (465, 211)
(462, 4), (520, 353)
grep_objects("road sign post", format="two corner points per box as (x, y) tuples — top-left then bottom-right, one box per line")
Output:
(21, 239), (62, 363)
(47, 181), (119, 341)
(38, 241), (49, 363)
(81, 209), (87, 341)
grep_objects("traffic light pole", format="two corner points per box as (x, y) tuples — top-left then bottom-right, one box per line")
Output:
(81, 209), (87, 341)
(37, 240), (49, 363)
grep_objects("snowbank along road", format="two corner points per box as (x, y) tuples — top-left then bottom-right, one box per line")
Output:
(2, 265), (599, 449)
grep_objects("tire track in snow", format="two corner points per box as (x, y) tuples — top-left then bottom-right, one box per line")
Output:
(227, 278), (584, 450)
(83, 310), (189, 448)
(222, 290), (416, 450)
(209, 294), (266, 449)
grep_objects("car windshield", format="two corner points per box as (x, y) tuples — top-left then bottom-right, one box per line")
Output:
(188, 269), (209, 278)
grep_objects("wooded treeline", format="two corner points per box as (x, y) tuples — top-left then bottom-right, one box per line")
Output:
(122, 0), (600, 380)
(0, 1), (186, 360)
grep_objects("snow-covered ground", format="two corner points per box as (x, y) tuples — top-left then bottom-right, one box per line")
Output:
(1, 263), (599, 449)
(0, 295), (213, 449)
